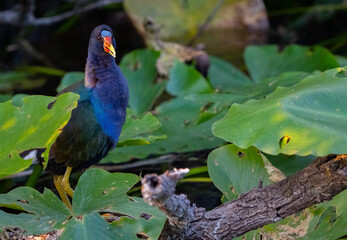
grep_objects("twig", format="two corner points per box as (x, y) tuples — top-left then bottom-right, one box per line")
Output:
(0, 0), (123, 26)
(1, 154), (179, 180)
(18, 39), (55, 67)
(187, 0), (225, 46)
(94, 154), (178, 171)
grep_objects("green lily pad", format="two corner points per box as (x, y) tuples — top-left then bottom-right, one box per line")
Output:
(167, 60), (213, 96)
(124, 0), (224, 41)
(262, 190), (347, 240)
(120, 49), (165, 116)
(118, 109), (164, 144)
(213, 67), (347, 156)
(72, 169), (166, 239)
(303, 190), (347, 240)
(0, 187), (71, 235)
(245, 45), (339, 83)
(104, 97), (225, 163)
(207, 144), (271, 201)
(266, 154), (316, 177)
(0, 169), (166, 239)
(208, 55), (253, 93)
(0, 93), (79, 178)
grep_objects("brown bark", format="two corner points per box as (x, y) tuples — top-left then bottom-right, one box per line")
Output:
(141, 154), (347, 240)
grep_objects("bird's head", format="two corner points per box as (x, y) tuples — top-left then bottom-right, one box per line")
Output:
(89, 25), (117, 58)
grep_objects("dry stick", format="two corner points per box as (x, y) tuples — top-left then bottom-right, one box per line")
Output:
(187, 0), (225, 46)
(141, 154), (347, 240)
(0, 0), (123, 26)
(2, 154), (178, 180)
(95, 154), (178, 171)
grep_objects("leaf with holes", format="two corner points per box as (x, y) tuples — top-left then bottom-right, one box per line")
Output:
(0, 169), (166, 239)
(261, 190), (347, 239)
(0, 187), (71, 235)
(70, 169), (166, 239)
(213, 67), (347, 156)
(302, 189), (347, 240)
(207, 144), (271, 201)
(0, 93), (79, 178)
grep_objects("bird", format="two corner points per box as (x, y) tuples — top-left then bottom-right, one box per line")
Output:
(28, 25), (129, 208)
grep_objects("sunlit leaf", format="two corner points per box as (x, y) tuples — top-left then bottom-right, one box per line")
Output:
(0, 93), (79, 177)
(213, 67), (347, 156)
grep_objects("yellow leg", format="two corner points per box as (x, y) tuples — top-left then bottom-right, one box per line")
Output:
(61, 167), (74, 197)
(54, 175), (72, 209)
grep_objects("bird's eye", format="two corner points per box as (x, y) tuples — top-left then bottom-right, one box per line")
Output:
(97, 36), (102, 41)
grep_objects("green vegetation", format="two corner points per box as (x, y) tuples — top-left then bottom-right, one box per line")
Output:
(1, 44), (346, 239)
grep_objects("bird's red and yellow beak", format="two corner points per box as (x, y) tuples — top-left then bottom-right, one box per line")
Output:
(103, 36), (116, 58)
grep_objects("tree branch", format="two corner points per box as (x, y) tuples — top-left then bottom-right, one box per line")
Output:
(141, 154), (347, 239)
(0, 0), (123, 26)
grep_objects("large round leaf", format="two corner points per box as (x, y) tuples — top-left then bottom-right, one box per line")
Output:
(213, 67), (347, 156)
(208, 55), (253, 93)
(0, 93), (79, 177)
(0, 169), (166, 239)
(0, 187), (71, 235)
(71, 169), (166, 240)
(245, 45), (339, 83)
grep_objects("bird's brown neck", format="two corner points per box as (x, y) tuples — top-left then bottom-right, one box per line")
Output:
(84, 52), (114, 88)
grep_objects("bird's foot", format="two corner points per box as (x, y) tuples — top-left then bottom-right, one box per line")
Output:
(61, 167), (74, 197)
(54, 175), (72, 209)
(53, 167), (75, 209)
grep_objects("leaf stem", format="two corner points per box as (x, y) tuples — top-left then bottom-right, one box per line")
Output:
(25, 164), (43, 187)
